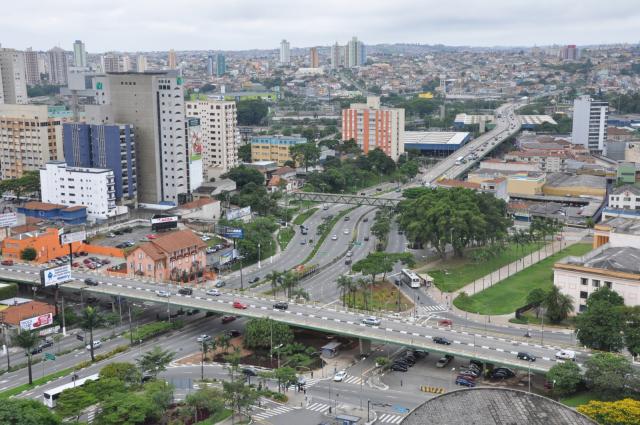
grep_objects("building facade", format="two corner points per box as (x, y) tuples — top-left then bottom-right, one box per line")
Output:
(168, 49), (177, 69)
(251, 135), (307, 166)
(572, 95), (608, 153)
(126, 229), (207, 282)
(310, 47), (319, 68)
(48, 47), (68, 85)
(342, 96), (405, 160)
(62, 123), (137, 203)
(185, 99), (239, 179)
(216, 53), (226, 77)
(0, 104), (63, 179)
(23, 48), (40, 86)
(608, 184), (640, 211)
(40, 161), (120, 221)
(88, 71), (189, 205)
(279, 40), (290, 66)
(73, 40), (87, 68)
(0, 47), (28, 104)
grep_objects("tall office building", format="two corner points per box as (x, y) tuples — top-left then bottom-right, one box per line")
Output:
(310, 47), (319, 68)
(206, 55), (214, 76)
(559, 45), (580, 61)
(346, 36), (366, 67)
(24, 48), (40, 85)
(73, 40), (87, 67)
(48, 47), (68, 85)
(330, 42), (341, 69)
(216, 53), (226, 76)
(87, 71), (189, 205)
(185, 99), (239, 179)
(0, 47), (28, 104)
(342, 96), (405, 160)
(136, 55), (147, 72)
(168, 49), (177, 69)
(0, 104), (64, 179)
(572, 95), (608, 154)
(63, 123), (137, 203)
(279, 40), (290, 66)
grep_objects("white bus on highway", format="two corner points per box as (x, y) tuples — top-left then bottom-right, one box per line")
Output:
(401, 269), (424, 288)
(43, 373), (99, 408)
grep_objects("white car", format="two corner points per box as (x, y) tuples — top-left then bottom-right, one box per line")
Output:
(86, 340), (101, 350)
(206, 288), (221, 296)
(156, 290), (171, 298)
(343, 229), (350, 235)
(196, 334), (211, 343)
(333, 370), (347, 382)
(555, 349), (576, 361)
(201, 235), (211, 242)
(331, 235), (338, 241)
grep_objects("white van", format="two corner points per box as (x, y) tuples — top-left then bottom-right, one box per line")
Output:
(555, 349), (576, 361)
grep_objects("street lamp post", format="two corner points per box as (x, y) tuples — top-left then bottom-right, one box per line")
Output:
(258, 244), (261, 269)
(367, 400), (371, 422)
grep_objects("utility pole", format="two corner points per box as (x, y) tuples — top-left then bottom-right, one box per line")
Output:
(61, 297), (66, 336)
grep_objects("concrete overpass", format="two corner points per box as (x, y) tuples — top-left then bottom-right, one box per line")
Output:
(0, 264), (584, 373)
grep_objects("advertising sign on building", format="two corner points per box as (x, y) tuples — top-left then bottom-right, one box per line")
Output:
(222, 228), (244, 239)
(40, 264), (72, 287)
(60, 230), (87, 245)
(225, 206), (251, 221)
(0, 212), (18, 228)
(20, 313), (54, 331)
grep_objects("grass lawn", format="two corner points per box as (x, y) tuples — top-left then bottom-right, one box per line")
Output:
(0, 367), (75, 399)
(508, 308), (575, 327)
(429, 242), (542, 292)
(347, 280), (414, 312)
(560, 391), (600, 407)
(453, 243), (592, 315)
(277, 227), (295, 250)
(293, 208), (319, 225)
(195, 409), (233, 424)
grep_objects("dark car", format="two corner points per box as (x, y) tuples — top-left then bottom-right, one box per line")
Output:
(249, 276), (260, 284)
(221, 315), (236, 324)
(517, 352), (536, 362)
(457, 374), (476, 382)
(225, 329), (242, 338)
(345, 259), (352, 265)
(242, 367), (257, 377)
(178, 287), (193, 296)
(363, 217), (369, 222)
(1, 259), (14, 266)
(273, 302), (288, 310)
(391, 363), (408, 372)
(432, 336), (451, 345)
(459, 369), (480, 379)
(491, 368), (516, 379)
(363, 236), (369, 241)
(84, 278), (98, 286)
(469, 360), (484, 371)
(455, 377), (476, 387)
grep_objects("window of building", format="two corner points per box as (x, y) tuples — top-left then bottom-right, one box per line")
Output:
(604, 281), (612, 289)
(580, 278), (588, 286)
(592, 279), (600, 288)
(579, 304), (587, 313)
(580, 291), (588, 299)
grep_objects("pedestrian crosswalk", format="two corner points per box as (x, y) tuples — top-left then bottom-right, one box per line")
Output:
(251, 400), (295, 421)
(287, 377), (321, 391)
(306, 402), (331, 413)
(378, 413), (405, 424)
(340, 374), (364, 385)
(420, 304), (448, 313)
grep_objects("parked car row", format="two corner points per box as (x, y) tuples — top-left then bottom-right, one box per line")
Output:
(391, 349), (428, 372)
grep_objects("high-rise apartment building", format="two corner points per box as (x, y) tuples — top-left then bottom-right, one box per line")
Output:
(346, 36), (366, 67)
(0, 104), (64, 179)
(48, 47), (68, 85)
(136, 55), (147, 72)
(559, 45), (580, 61)
(23, 48), (40, 85)
(168, 49), (177, 69)
(330, 42), (341, 69)
(102, 54), (131, 73)
(63, 123), (137, 203)
(310, 47), (319, 68)
(185, 98), (239, 179)
(279, 40), (290, 66)
(251, 135), (307, 166)
(342, 96), (405, 160)
(572, 95), (608, 154)
(206, 56), (214, 76)
(87, 71), (188, 205)
(73, 40), (87, 67)
(0, 47), (28, 104)
(216, 53), (226, 76)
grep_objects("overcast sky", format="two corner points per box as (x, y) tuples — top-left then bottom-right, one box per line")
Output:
(3, 0), (640, 52)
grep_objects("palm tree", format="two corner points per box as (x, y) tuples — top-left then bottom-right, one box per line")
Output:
(543, 286), (575, 323)
(290, 287), (310, 302)
(336, 275), (353, 307)
(217, 333), (231, 354)
(357, 278), (369, 311)
(13, 330), (39, 385)
(280, 271), (299, 300)
(266, 271), (281, 297)
(80, 306), (104, 362)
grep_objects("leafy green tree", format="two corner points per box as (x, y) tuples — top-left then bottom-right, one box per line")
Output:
(399, 160), (419, 178)
(578, 398), (640, 425)
(546, 361), (582, 397)
(352, 252), (414, 284)
(0, 399), (61, 425)
(99, 362), (142, 387)
(185, 387), (225, 422)
(289, 142), (321, 171)
(526, 288), (547, 318)
(584, 353), (636, 399)
(96, 391), (156, 425)
(138, 346), (175, 377)
(274, 367), (297, 393)
(279, 270), (300, 299)
(80, 306), (104, 362)
(336, 139), (361, 155)
(624, 306), (640, 357)
(367, 148), (396, 174)
(243, 318), (293, 350)
(224, 165), (265, 189)
(543, 286), (574, 323)
(55, 387), (96, 420)
(266, 271), (282, 296)
(143, 380), (174, 419)
(238, 144), (252, 162)
(576, 287), (626, 352)
(20, 247), (37, 261)
(216, 333), (231, 354)
(237, 99), (268, 125)
(13, 329), (40, 384)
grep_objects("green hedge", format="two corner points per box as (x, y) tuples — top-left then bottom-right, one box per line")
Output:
(0, 282), (17, 299)
(125, 320), (184, 343)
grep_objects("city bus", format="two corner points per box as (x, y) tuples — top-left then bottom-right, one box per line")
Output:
(400, 269), (424, 288)
(43, 373), (99, 408)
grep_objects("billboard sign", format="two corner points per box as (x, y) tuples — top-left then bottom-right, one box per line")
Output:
(219, 249), (239, 265)
(225, 206), (251, 221)
(222, 228), (244, 239)
(0, 212), (18, 228)
(40, 264), (72, 287)
(60, 230), (86, 245)
(150, 215), (178, 225)
(20, 313), (54, 331)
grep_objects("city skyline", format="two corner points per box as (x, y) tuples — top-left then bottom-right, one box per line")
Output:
(3, 0), (640, 52)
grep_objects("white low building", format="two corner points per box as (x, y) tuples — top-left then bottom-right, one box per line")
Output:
(40, 161), (126, 221)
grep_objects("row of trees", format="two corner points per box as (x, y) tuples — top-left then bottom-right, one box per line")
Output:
(265, 269), (309, 300)
(370, 208), (392, 251)
(0, 171), (40, 201)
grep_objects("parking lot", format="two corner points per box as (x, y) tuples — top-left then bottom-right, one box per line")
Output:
(91, 225), (152, 249)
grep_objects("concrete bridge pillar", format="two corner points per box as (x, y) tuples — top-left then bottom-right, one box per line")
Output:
(359, 338), (371, 356)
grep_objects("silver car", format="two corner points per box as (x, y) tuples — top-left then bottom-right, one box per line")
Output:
(361, 316), (381, 326)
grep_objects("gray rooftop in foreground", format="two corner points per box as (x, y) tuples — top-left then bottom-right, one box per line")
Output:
(401, 388), (596, 425)
(559, 245), (640, 275)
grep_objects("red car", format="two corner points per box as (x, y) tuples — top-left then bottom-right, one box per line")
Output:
(233, 301), (248, 309)
(221, 315), (236, 324)
(438, 319), (453, 327)
(86, 263), (96, 270)
(1, 259), (14, 266)
(146, 234), (157, 240)
(72, 262), (80, 267)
